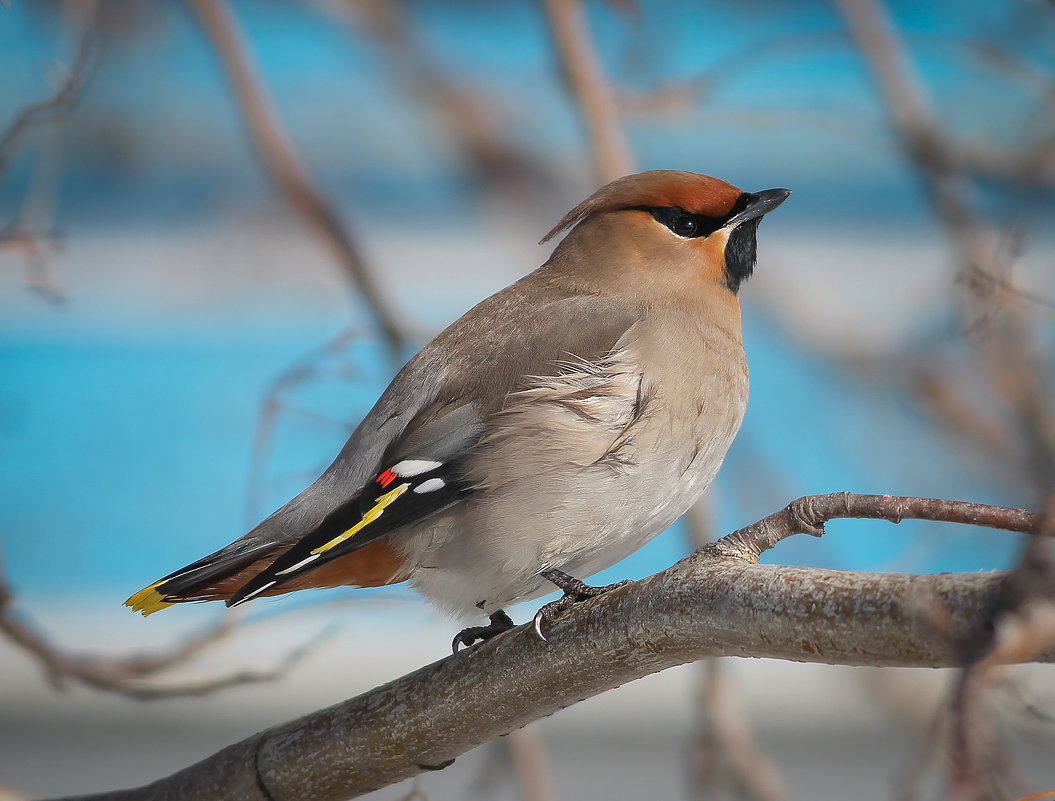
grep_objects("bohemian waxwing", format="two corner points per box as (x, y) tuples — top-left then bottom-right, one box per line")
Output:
(127, 170), (790, 649)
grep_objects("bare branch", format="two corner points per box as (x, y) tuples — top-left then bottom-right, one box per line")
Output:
(46, 493), (1053, 801)
(691, 660), (790, 801)
(330, 0), (547, 192)
(542, 0), (634, 183)
(184, 0), (411, 362)
(0, 5), (102, 299)
(0, 550), (315, 700)
(834, 0), (1055, 492)
(685, 500), (790, 801)
(100, 625), (329, 702)
(944, 494), (1055, 800)
(244, 326), (367, 523)
(503, 727), (558, 801)
(0, 26), (102, 177)
(712, 492), (1038, 564)
(833, 0), (997, 288)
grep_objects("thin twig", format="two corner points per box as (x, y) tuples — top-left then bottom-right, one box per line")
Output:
(835, 0), (1055, 492)
(945, 493), (1055, 801)
(184, 0), (410, 364)
(0, 24), (102, 177)
(711, 492), (1038, 564)
(0, 5), (102, 300)
(332, 0), (545, 192)
(244, 326), (367, 524)
(101, 625), (332, 702)
(4, 119), (70, 302)
(542, 0), (634, 183)
(0, 549), (319, 700)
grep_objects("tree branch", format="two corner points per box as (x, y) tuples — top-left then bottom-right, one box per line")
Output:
(685, 499), (790, 801)
(0, 5), (102, 300)
(0, 22), (101, 178)
(185, 0), (411, 362)
(834, 0), (1055, 491)
(0, 550), (318, 700)
(712, 492), (1038, 563)
(48, 494), (1052, 801)
(541, 0), (634, 183)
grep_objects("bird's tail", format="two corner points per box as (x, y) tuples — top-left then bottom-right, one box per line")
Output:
(124, 541), (283, 616)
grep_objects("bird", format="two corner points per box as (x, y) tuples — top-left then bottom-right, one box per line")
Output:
(126, 170), (789, 650)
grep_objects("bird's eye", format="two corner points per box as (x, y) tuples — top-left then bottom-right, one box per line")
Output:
(641, 206), (712, 238)
(671, 215), (697, 237)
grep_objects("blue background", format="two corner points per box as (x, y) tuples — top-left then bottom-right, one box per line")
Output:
(1, 0), (1051, 620)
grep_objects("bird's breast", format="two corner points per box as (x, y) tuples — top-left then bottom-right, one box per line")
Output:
(470, 315), (747, 560)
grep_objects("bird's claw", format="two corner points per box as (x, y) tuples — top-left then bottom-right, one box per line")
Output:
(533, 611), (547, 642)
(532, 570), (633, 642)
(451, 610), (515, 653)
(532, 595), (575, 642)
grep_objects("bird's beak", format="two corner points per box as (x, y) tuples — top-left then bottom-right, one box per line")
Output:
(723, 188), (791, 230)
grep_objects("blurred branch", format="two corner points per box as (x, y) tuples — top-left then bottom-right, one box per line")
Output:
(503, 727), (558, 801)
(0, 3), (102, 301)
(618, 28), (1055, 185)
(835, 0), (1055, 492)
(833, 0), (1050, 289)
(685, 500), (790, 801)
(331, 0), (547, 193)
(0, 19), (101, 178)
(945, 494), (1055, 801)
(897, 495), (1055, 801)
(394, 781), (429, 801)
(833, 0), (999, 290)
(950, 140), (1055, 186)
(0, 549), (315, 700)
(1, 121), (69, 302)
(542, 0), (634, 183)
(691, 661), (791, 801)
(245, 326), (367, 524)
(51, 493), (1054, 801)
(618, 29), (854, 121)
(184, 0), (411, 364)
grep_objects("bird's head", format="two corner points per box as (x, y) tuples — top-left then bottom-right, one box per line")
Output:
(542, 170), (790, 297)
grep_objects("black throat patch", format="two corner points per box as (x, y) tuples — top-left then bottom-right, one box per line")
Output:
(724, 216), (761, 293)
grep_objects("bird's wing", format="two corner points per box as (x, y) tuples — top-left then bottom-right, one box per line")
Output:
(128, 288), (642, 613)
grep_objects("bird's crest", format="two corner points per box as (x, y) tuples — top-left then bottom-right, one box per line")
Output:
(540, 170), (744, 244)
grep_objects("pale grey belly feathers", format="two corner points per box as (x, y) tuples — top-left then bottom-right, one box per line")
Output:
(394, 331), (749, 618)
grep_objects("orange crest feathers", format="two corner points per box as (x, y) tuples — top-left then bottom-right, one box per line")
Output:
(541, 170), (745, 244)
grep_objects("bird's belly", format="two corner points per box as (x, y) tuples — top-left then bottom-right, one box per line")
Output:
(399, 341), (748, 618)
(545, 424), (735, 582)
(399, 406), (742, 618)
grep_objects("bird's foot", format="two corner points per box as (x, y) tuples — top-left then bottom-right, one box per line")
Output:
(452, 610), (515, 653)
(532, 569), (632, 641)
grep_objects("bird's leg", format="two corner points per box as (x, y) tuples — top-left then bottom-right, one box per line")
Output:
(532, 568), (632, 641)
(451, 610), (515, 653)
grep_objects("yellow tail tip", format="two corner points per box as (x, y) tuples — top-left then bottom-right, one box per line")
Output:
(124, 582), (175, 616)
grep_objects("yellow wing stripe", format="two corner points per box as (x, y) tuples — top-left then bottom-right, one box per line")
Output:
(124, 580), (175, 616)
(310, 483), (409, 556)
